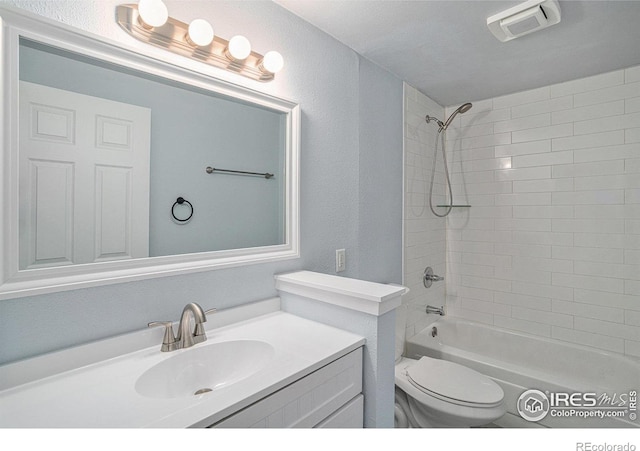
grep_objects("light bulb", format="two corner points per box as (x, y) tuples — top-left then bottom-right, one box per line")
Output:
(259, 51), (284, 74)
(187, 19), (214, 47)
(226, 35), (251, 61)
(138, 0), (168, 28)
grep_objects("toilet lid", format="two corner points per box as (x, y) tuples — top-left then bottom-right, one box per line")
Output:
(406, 356), (503, 406)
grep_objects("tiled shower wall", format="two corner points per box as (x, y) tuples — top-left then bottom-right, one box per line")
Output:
(403, 84), (447, 338)
(443, 64), (640, 359)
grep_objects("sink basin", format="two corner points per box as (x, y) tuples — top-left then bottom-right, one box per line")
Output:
(135, 340), (275, 399)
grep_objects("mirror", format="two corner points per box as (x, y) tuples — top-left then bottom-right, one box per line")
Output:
(0, 7), (300, 299)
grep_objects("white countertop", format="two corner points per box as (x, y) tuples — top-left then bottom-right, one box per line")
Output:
(0, 310), (365, 427)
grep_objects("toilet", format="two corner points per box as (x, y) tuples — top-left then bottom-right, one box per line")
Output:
(394, 305), (506, 428)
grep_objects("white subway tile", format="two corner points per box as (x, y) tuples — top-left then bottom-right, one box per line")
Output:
(511, 96), (573, 119)
(495, 218), (551, 232)
(461, 275), (511, 292)
(626, 97), (640, 114)
(552, 218), (624, 234)
(453, 286), (493, 303)
(552, 273), (624, 294)
(573, 143), (640, 163)
(494, 290), (551, 310)
(512, 281), (573, 301)
(512, 306), (573, 328)
(512, 123), (573, 143)
(626, 128), (640, 143)
(452, 241), (494, 254)
(574, 112), (640, 135)
(513, 178), (573, 193)
(574, 233), (626, 249)
(493, 315), (551, 337)
(626, 219), (640, 234)
(463, 252), (511, 268)
(495, 140), (551, 157)
(454, 181), (512, 196)
(553, 160), (624, 178)
(574, 289), (640, 311)
(626, 65), (640, 84)
(625, 340), (640, 358)
(553, 299), (624, 323)
(552, 245), (623, 264)
(453, 157), (512, 173)
(448, 122), (495, 140)
(574, 317), (640, 341)
(550, 70), (624, 98)
(575, 204), (640, 218)
(513, 205), (573, 218)
(512, 231), (573, 246)
(496, 193), (551, 205)
(552, 327), (624, 354)
(574, 261), (640, 281)
(512, 255), (572, 273)
(450, 263), (494, 278)
(467, 205), (513, 219)
(624, 189), (640, 204)
(460, 298), (511, 316)
(552, 130), (625, 151)
(552, 100), (625, 125)
(574, 81), (640, 107)
(512, 150), (573, 168)
(461, 132), (511, 150)
(552, 190), (624, 205)
(447, 308), (494, 325)
(494, 87), (550, 109)
(495, 166), (551, 181)
(574, 174), (640, 191)
(625, 249), (640, 265)
(495, 242), (551, 258)
(626, 310), (640, 326)
(494, 113), (550, 134)
(626, 279), (640, 296)
(460, 108), (510, 127)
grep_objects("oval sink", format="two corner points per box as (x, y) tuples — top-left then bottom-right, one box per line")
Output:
(135, 340), (275, 399)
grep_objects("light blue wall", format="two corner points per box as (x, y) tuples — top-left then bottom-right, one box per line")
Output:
(0, 1), (404, 372)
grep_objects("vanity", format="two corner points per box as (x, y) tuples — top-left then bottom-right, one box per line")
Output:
(0, 298), (365, 428)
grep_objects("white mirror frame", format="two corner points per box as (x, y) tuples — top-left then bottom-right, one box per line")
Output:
(0, 6), (300, 300)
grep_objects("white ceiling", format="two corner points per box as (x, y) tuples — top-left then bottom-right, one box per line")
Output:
(275, 0), (640, 107)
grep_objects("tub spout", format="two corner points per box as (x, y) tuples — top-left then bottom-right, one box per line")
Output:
(426, 305), (445, 316)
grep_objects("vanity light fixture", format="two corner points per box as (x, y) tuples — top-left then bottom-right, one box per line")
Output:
(116, 1), (284, 81)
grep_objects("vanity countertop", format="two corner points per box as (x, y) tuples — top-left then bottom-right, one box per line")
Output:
(0, 310), (365, 427)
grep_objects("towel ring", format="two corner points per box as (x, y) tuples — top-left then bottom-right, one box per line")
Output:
(171, 197), (193, 222)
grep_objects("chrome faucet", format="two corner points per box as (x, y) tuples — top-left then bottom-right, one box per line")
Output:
(148, 302), (217, 352)
(426, 305), (445, 316)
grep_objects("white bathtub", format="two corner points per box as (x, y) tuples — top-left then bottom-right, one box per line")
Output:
(405, 316), (640, 428)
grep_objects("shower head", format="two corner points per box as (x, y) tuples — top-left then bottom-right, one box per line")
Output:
(441, 102), (473, 131)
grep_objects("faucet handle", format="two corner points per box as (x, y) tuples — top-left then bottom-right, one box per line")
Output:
(148, 321), (180, 352)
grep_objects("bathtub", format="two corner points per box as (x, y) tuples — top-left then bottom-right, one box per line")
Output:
(405, 316), (640, 428)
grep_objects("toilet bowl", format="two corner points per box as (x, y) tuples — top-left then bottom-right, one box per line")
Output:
(394, 302), (505, 427)
(395, 356), (505, 427)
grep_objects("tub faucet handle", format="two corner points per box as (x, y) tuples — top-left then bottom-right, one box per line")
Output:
(423, 266), (444, 288)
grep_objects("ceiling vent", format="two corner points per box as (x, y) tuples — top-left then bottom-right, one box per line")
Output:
(487, 0), (561, 42)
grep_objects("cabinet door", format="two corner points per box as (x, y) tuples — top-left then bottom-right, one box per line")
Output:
(314, 394), (363, 428)
(211, 348), (363, 428)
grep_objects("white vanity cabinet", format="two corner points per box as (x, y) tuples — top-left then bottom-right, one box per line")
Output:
(211, 348), (363, 428)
